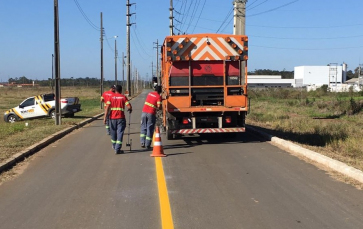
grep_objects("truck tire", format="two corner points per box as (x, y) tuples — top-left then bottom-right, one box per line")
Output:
(166, 126), (174, 140)
(7, 114), (17, 123)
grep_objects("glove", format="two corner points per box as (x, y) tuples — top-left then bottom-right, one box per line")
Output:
(128, 109), (132, 113)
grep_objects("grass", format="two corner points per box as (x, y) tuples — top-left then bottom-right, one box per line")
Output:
(247, 88), (363, 172)
(0, 86), (103, 163)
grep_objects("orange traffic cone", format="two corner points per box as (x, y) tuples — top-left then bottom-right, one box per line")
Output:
(150, 126), (166, 157)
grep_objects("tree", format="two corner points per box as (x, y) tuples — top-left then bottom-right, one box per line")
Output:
(248, 69), (294, 79)
(346, 70), (354, 80)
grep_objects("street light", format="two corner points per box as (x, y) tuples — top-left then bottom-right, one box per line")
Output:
(114, 35), (118, 85)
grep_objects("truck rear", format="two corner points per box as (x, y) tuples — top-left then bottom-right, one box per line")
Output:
(160, 33), (249, 139)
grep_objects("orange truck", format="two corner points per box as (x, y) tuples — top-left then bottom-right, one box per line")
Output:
(160, 33), (249, 139)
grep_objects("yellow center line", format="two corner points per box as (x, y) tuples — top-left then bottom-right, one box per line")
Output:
(155, 157), (174, 229)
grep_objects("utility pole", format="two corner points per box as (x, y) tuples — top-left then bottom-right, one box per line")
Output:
(126, 0), (135, 96)
(151, 61), (154, 78)
(150, 61), (154, 88)
(122, 51), (125, 89)
(169, 0), (174, 35)
(359, 64), (363, 89)
(54, 0), (61, 125)
(114, 36), (118, 85)
(233, 0), (247, 35)
(100, 12), (104, 109)
(135, 68), (138, 93)
(233, 0), (247, 90)
(153, 40), (161, 85)
(51, 54), (54, 93)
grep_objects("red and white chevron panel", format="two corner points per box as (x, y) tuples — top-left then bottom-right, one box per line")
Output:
(171, 128), (245, 134)
(171, 37), (244, 61)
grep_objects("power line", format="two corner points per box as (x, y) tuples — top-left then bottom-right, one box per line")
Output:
(191, 0), (206, 34)
(216, 6), (233, 33)
(248, 0), (299, 17)
(251, 44), (363, 50)
(248, 23), (363, 29)
(185, 0), (201, 33)
(221, 16), (234, 34)
(73, 0), (100, 31)
(250, 34), (363, 40)
(133, 28), (152, 58)
(247, 0), (270, 11)
(179, 0), (190, 33)
(247, 0), (262, 9)
(103, 30), (115, 53)
(130, 32), (149, 60)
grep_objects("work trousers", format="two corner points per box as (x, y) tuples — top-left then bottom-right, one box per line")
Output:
(110, 118), (126, 151)
(105, 112), (111, 135)
(140, 112), (156, 147)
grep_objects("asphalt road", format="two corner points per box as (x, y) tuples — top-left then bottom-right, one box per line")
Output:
(0, 90), (363, 229)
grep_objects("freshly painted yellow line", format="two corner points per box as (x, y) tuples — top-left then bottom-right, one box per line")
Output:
(155, 157), (174, 229)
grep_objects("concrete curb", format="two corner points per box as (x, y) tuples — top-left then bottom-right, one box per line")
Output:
(0, 113), (104, 173)
(247, 125), (363, 184)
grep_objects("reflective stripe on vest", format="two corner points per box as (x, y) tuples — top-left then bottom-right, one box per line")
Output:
(145, 102), (156, 109)
(110, 108), (124, 111)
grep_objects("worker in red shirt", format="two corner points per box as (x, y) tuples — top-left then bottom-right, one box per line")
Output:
(140, 86), (162, 149)
(103, 85), (132, 154)
(101, 85), (115, 135)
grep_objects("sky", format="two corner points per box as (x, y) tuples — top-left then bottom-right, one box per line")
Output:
(1, 0), (363, 82)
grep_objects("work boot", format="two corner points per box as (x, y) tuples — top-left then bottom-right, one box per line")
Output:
(116, 150), (124, 154)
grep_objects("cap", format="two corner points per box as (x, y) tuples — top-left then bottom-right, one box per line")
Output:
(110, 85), (116, 89)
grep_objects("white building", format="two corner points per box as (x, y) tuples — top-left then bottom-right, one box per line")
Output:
(294, 63), (346, 87)
(248, 63), (361, 91)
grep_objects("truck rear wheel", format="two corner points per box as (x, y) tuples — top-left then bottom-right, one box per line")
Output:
(166, 126), (174, 140)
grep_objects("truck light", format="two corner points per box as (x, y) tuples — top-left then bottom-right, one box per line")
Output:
(172, 50), (178, 55)
(225, 116), (231, 123)
(167, 38), (173, 43)
(238, 49), (243, 54)
(182, 117), (189, 124)
(178, 44), (184, 49)
(185, 56), (190, 61)
(243, 55), (248, 60)
(235, 56), (240, 60)
(167, 47), (171, 52)
(167, 56), (172, 61)
(175, 56), (181, 61)
(225, 37), (231, 42)
(184, 37), (190, 43)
